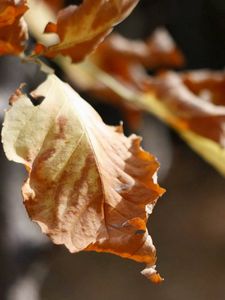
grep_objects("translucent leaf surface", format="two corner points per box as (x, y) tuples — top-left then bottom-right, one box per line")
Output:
(2, 74), (165, 282)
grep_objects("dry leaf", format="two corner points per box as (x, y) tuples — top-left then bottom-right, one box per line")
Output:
(149, 71), (225, 147)
(0, 0), (28, 55)
(35, 0), (140, 62)
(181, 70), (225, 106)
(91, 29), (185, 92)
(2, 74), (165, 282)
(146, 28), (185, 69)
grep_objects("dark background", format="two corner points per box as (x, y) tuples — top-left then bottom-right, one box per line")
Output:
(1, 0), (225, 299)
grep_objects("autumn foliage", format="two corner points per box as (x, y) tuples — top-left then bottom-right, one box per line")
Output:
(0, 0), (225, 285)
(0, 0), (28, 54)
(2, 74), (164, 281)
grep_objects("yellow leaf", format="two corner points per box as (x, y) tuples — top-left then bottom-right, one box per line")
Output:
(2, 74), (165, 282)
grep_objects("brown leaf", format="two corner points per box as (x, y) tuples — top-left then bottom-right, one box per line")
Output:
(2, 74), (165, 282)
(181, 70), (225, 106)
(92, 29), (185, 91)
(149, 71), (225, 147)
(146, 28), (185, 69)
(35, 0), (140, 62)
(0, 0), (28, 55)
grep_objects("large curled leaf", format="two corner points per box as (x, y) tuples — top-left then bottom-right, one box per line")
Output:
(0, 0), (28, 55)
(35, 0), (140, 62)
(2, 74), (164, 282)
